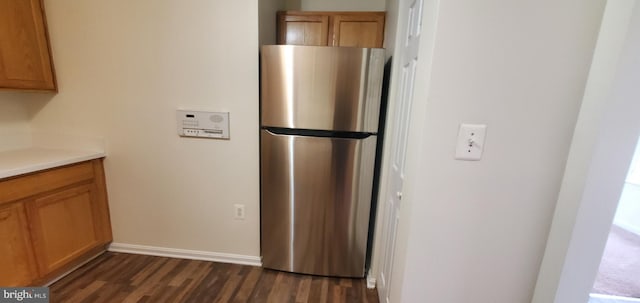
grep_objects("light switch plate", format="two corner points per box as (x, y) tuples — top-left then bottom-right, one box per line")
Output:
(455, 124), (487, 161)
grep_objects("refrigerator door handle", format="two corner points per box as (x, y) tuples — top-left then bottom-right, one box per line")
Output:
(263, 127), (374, 139)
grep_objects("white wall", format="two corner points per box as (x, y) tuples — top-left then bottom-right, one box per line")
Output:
(23, 0), (261, 257)
(0, 95), (33, 151)
(388, 0), (605, 302)
(284, 0), (301, 10)
(301, 0), (385, 11)
(614, 139), (640, 235)
(260, 0), (286, 46)
(625, 140), (640, 185)
(382, 0), (400, 55)
(533, 1), (640, 302)
(614, 183), (640, 235)
(613, 138), (640, 235)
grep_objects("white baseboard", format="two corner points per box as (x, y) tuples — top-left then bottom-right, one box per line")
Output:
(366, 275), (376, 289)
(614, 221), (640, 237)
(108, 243), (262, 267)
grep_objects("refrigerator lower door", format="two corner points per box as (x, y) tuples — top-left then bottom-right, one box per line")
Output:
(260, 129), (377, 277)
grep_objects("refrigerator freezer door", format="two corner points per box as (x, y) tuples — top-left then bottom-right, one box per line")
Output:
(260, 130), (377, 277)
(261, 45), (385, 133)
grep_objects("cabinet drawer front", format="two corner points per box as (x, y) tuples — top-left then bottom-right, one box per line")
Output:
(0, 161), (95, 205)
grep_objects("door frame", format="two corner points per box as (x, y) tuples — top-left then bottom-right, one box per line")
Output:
(532, 1), (640, 302)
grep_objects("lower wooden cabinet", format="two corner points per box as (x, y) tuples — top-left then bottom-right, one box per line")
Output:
(0, 159), (112, 286)
(28, 184), (105, 275)
(0, 202), (38, 286)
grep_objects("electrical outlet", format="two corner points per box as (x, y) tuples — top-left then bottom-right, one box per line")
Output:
(234, 204), (245, 220)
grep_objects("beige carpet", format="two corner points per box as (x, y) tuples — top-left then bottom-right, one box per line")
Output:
(592, 225), (640, 298)
(589, 294), (640, 303)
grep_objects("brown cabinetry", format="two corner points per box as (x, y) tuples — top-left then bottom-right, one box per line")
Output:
(277, 11), (385, 48)
(0, 159), (112, 285)
(0, 0), (57, 91)
(0, 202), (38, 286)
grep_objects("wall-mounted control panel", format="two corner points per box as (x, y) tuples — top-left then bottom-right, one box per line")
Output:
(176, 110), (230, 139)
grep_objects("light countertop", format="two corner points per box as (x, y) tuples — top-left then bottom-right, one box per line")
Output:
(0, 148), (106, 179)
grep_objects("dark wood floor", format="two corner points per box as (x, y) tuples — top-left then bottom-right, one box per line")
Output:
(49, 252), (379, 303)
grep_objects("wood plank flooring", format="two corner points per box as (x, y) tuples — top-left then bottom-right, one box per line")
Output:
(49, 252), (379, 303)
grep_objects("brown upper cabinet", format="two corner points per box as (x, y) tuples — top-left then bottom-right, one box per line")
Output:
(0, 0), (57, 91)
(277, 11), (385, 48)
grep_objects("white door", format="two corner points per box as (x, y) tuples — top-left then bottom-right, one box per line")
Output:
(377, 0), (424, 302)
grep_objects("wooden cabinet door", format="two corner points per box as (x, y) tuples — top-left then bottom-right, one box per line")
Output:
(0, 0), (56, 90)
(330, 13), (385, 48)
(276, 11), (385, 48)
(0, 202), (38, 286)
(277, 12), (329, 46)
(28, 184), (102, 275)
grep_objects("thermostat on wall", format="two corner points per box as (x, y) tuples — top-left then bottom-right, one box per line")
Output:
(176, 110), (230, 139)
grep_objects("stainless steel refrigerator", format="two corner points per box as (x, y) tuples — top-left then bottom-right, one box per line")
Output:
(260, 45), (385, 278)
